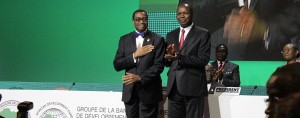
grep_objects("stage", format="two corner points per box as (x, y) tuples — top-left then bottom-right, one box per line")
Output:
(0, 89), (267, 118)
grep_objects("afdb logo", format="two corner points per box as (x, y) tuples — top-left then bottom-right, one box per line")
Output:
(0, 100), (32, 118)
(36, 102), (73, 118)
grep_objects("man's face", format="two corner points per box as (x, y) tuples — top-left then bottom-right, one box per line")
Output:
(265, 75), (280, 118)
(133, 12), (148, 32)
(205, 65), (215, 83)
(216, 46), (228, 61)
(176, 6), (192, 28)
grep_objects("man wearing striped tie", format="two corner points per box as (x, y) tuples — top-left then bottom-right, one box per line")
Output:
(211, 44), (240, 87)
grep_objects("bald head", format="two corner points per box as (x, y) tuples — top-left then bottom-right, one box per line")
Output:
(177, 3), (193, 16)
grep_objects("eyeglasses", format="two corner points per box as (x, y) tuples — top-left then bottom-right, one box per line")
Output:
(206, 69), (215, 72)
(281, 49), (295, 54)
(134, 17), (148, 22)
(264, 96), (280, 105)
(216, 50), (227, 53)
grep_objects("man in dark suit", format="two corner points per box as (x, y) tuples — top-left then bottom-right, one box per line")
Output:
(265, 63), (300, 118)
(113, 9), (165, 118)
(274, 92), (300, 118)
(164, 3), (211, 118)
(211, 44), (240, 87)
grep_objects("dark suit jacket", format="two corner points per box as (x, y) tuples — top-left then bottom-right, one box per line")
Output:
(245, 0), (300, 60)
(165, 25), (211, 97)
(184, 0), (300, 60)
(113, 30), (165, 104)
(211, 60), (240, 87)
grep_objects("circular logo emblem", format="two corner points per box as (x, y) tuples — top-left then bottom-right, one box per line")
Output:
(36, 102), (72, 118)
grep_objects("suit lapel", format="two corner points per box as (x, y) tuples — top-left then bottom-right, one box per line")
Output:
(174, 29), (180, 52)
(138, 31), (153, 64)
(129, 32), (137, 52)
(143, 31), (152, 46)
(223, 61), (229, 72)
(212, 61), (218, 69)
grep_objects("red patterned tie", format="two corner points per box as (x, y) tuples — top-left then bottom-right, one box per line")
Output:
(179, 29), (185, 49)
(218, 61), (223, 71)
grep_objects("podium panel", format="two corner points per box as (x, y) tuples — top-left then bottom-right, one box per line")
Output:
(207, 94), (268, 118)
(0, 90), (125, 118)
(0, 89), (268, 118)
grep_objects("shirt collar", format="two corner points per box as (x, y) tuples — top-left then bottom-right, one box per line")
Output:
(217, 60), (228, 65)
(135, 29), (147, 34)
(180, 23), (193, 33)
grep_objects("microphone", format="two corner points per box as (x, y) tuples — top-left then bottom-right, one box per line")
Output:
(250, 86), (258, 95)
(69, 82), (76, 90)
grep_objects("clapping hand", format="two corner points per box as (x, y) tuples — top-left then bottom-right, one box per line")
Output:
(165, 44), (179, 61)
(166, 44), (175, 55)
(223, 5), (266, 45)
(213, 70), (223, 81)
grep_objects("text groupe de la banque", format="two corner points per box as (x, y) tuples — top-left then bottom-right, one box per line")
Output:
(77, 107), (125, 113)
(77, 107), (126, 118)
(77, 107), (103, 112)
